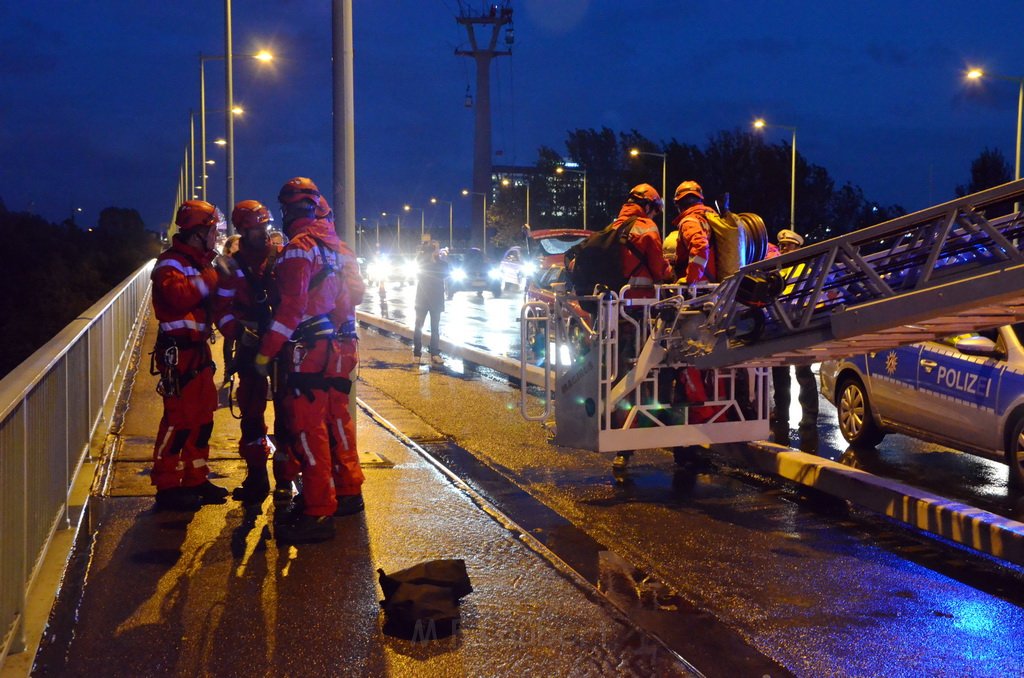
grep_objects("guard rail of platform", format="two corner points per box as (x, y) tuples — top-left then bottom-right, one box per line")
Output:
(0, 260), (154, 663)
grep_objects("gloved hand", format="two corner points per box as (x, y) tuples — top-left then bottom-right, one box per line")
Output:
(254, 353), (272, 378)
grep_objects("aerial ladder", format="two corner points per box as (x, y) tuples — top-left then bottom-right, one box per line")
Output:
(519, 179), (1024, 454)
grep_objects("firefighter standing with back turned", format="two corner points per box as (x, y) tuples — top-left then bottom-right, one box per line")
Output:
(150, 200), (230, 511)
(673, 180), (718, 284)
(216, 200), (280, 504)
(253, 177), (365, 543)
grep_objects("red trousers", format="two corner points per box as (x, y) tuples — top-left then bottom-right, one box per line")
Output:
(280, 337), (363, 516)
(151, 345), (217, 491)
(327, 338), (363, 496)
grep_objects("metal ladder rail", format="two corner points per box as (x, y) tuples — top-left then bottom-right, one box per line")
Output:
(692, 180), (1024, 367)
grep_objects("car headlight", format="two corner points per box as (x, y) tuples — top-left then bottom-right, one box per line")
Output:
(367, 260), (386, 280)
(521, 262), (538, 277)
(488, 267), (503, 281)
(451, 267), (467, 281)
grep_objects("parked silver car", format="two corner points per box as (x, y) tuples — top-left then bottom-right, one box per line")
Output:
(820, 324), (1024, 486)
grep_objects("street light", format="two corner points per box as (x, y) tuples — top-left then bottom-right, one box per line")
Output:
(198, 50), (273, 205)
(966, 67), (1024, 211)
(555, 164), (587, 229)
(461, 189), (489, 256)
(430, 197), (454, 249)
(403, 204), (426, 242)
(382, 211), (401, 252)
(753, 118), (798, 230)
(629, 148), (667, 238)
(500, 177), (531, 232)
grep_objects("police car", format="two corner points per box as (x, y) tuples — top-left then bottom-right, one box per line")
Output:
(820, 324), (1024, 486)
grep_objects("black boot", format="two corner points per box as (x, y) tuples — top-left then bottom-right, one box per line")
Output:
(190, 480), (229, 504)
(272, 484), (294, 504)
(334, 494), (365, 516)
(155, 487), (202, 512)
(276, 514), (334, 543)
(232, 466), (270, 504)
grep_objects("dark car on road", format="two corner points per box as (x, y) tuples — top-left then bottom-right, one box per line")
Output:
(443, 247), (503, 299)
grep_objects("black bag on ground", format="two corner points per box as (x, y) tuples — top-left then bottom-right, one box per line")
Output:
(378, 559), (473, 640)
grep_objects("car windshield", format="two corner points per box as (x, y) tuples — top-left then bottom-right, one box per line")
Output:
(538, 264), (566, 288)
(536, 235), (587, 256)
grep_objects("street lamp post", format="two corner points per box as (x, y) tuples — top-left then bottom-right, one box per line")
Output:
(430, 197), (454, 249)
(754, 118), (797, 230)
(461, 189), (489, 255)
(967, 67), (1024, 211)
(404, 205), (426, 242)
(629, 148), (667, 238)
(382, 211), (402, 252)
(225, 0), (234, 222)
(555, 165), (587, 229)
(500, 177), (531, 231)
(199, 49), (273, 209)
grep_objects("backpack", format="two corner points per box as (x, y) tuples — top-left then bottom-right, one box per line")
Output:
(704, 210), (746, 281)
(564, 217), (645, 298)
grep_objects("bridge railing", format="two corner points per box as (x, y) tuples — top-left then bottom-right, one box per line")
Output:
(0, 260), (154, 662)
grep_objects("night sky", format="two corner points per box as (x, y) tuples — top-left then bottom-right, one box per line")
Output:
(2, 1), (1021, 236)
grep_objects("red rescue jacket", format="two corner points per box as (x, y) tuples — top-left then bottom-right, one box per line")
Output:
(673, 203), (718, 283)
(257, 217), (364, 361)
(151, 236), (219, 343)
(216, 243), (276, 341)
(612, 203), (672, 287)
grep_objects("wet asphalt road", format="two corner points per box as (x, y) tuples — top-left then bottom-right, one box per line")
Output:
(355, 326), (1024, 677)
(363, 281), (1024, 523)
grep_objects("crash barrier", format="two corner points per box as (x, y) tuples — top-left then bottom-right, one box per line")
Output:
(355, 310), (548, 388)
(0, 260), (154, 662)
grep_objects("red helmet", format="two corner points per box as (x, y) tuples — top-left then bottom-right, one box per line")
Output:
(674, 180), (704, 203)
(175, 200), (218, 232)
(627, 183), (664, 213)
(278, 177), (321, 205)
(231, 200), (271, 232)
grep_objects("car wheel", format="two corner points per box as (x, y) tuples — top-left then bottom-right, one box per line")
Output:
(836, 377), (885, 448)
(492, 284), (503, 298)
(446, 290), (454, 300)
(1005, 416), (1024, 487)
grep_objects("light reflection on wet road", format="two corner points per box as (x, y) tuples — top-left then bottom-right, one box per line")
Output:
(361, 280), (1024, 520)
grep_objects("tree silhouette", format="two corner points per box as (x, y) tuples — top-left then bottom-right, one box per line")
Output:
(0, 207), (158, 378)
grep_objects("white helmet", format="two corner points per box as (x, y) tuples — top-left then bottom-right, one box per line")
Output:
(777, 229), (804, 247)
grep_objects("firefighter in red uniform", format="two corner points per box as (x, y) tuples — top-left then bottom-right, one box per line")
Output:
(253, 178), (365, 543)
(314, 196), (367, 515)
(609, 185), (672, 470)
(613, 183), (673, 297)
(216, 200), (279, 504)
(150, 200), (229, 511)
(673, 180), (718, 284)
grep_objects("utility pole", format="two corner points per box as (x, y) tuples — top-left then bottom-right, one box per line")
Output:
(332, 0), (356, 251)
(455, 1), (512, 251)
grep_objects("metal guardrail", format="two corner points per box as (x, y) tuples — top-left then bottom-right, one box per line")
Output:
(0, 260), (154, 662)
